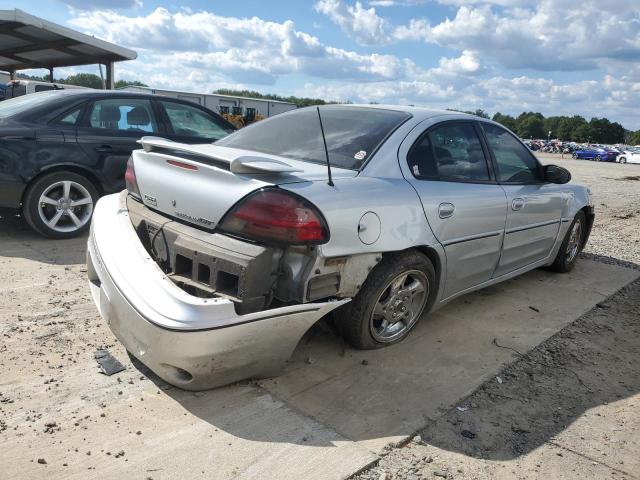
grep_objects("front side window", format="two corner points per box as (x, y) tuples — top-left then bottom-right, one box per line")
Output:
(88, 98), (157, 133)
(162, 102), (234, 140)
(408, 123), (490, 182)
(216, 106), (410, 170)
(481, 123), (541, 183)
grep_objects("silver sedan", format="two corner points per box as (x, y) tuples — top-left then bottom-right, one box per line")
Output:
(87, 105), (594, 390)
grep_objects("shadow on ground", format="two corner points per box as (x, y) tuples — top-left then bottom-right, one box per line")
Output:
(123, 255), (639, 457)
(418, 275), (640, 461)
(0, 215), (86, 265)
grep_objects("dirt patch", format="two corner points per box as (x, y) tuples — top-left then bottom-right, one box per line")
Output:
(353, 278), (640, 479)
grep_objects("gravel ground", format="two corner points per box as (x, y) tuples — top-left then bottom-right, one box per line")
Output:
(535, 153), (640, 266)
(353, 279), (640, 480)
(351, 154), (640, 480)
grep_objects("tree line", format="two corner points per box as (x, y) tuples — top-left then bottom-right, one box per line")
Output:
(449, 109), (632, 144)
(214, 88), (328, 108)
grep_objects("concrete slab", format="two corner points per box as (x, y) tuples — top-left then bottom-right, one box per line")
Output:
(262, 260), (639, 453)
(1, 339), (376, 480)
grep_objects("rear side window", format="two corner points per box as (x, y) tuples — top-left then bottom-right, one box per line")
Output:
(481, 123), (541, 183)
(88, 98), (157, 133)
(53, 105), (83, 126)
(408, 123), (490, 182)
(161, 101), (234, 140)
(216, 106), (410, 170)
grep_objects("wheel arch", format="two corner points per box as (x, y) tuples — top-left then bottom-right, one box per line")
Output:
(381, 244), (444, 301)
(21, 164), (104, 208)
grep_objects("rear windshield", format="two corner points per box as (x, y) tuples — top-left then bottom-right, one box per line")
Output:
(0, 90), (61, 118)
(216, 106), (411, 170)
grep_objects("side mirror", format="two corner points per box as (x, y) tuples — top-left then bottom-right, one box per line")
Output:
(544, 164), (571, 184)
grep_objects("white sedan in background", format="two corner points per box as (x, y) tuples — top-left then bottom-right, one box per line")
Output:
(617, 148), (640, 164)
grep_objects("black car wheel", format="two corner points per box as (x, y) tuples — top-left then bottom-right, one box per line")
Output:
(595, 155), (601, 162)
(571, 153), (577, 159)
(619, 156), (627, 164)
(547, 211), (586, 273)
(335, 250), (436, 349)
(23, 171), (98, 239)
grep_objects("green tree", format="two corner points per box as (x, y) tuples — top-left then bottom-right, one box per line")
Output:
(492, 112), (517, 131)
(516, 113), (545, 139)
(115, 79), (148, 89)
(214, 89), (327, 108)
(63, 73), (104, 89)
(627, 130), (640, 145)
(574, 123), (593, 142)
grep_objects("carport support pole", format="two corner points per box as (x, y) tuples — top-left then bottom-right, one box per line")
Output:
(9, 70), (15, 81)
(105, 61), (114, 90)
(48, 68), (54, 83)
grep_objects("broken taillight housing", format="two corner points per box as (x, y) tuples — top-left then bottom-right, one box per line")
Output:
(124, 156), (141, 200)
(219, 188), (329, 245)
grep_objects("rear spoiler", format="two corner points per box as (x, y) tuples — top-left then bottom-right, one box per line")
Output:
(137, 136), (302, 174)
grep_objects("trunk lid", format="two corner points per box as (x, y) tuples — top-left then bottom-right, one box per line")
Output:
(131, 137), (356, 230)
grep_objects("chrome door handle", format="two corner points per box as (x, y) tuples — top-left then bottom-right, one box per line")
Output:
(438, 202), (455, 219)
(511, 197), (526, 211)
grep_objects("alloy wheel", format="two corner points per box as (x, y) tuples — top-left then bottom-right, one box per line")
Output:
(565, 220), (583, 264)
(37, 180), (93, 233)
(370, 269), (429, 342)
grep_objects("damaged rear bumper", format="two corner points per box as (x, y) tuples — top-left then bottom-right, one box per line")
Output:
(87, 193), (348, 390)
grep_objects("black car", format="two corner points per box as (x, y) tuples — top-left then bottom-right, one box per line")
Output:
(0, 90), (236, 238)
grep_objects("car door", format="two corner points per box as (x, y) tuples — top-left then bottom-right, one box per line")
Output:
(401, 121), (507, 299)
(480, 123), (564, 276)
(156, 100), (235, 144)
(76, 97), (161, 193)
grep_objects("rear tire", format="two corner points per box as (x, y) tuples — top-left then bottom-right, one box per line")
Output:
(595, 155), (601, 162)
(547, 211), (586, 273)
(23, 171), (98, 239)
(619, 156), (627, 164)
(335, 250), (436, 349)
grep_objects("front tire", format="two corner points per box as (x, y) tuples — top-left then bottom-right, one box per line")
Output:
(619, 156), (627, 164)
(335, 250), (436, 349)
(23, 171), (98, 239)
(595, 155), (601, 162)
(547, 211), (586, 273)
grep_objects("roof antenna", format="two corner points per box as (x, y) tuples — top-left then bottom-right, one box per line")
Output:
(316, 106), (334, 187)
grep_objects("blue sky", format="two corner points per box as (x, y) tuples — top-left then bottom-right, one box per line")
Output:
(2, 0), (640, 129)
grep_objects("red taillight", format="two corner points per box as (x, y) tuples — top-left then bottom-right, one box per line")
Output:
(219, 189), (329, 245)
(124, 156), (141, 200)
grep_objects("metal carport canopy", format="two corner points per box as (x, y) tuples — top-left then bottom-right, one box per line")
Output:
(0, 9), (137, 88)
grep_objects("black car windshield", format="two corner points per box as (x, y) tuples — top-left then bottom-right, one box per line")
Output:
(216, 106), (411, 170)
(0, 90), (62, 118)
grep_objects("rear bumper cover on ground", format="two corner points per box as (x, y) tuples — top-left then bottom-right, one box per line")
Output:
(87, 193), (348, 390)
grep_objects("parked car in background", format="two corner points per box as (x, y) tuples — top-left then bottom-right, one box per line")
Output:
(87, 106), (594, 389)
(0, 90), (235, 238)
(572, 146), (618, 162)
(616, 147), (640, 164)
(0, 79), (87, 100)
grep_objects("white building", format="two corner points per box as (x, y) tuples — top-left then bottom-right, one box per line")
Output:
(121, 86), (297, 118)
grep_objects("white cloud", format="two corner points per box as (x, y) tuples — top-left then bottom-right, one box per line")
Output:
(68, 8), (421, 85)
(314, 0), (390, 45)
(62, 4), (640, 129)
(319, 0), (640, 72)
